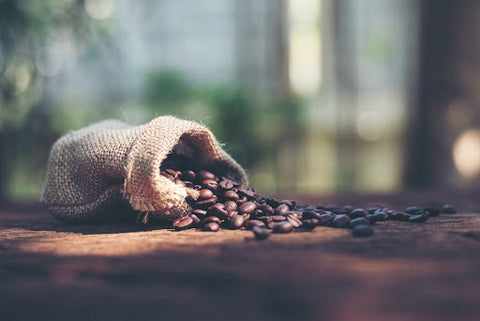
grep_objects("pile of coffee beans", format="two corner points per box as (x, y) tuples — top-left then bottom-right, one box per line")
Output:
(157, 152), (456, 240)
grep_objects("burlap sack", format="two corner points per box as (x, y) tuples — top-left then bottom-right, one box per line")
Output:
(41, 116), (248, 223)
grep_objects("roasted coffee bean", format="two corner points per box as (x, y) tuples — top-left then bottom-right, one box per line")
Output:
(189, 213), (201, 225)
(252, 226), (270, 240)
(173, 216), (194, 230)
(238, 188), (257, 199)
(198, 170), (216, 181)
(257, 216), (273, 224)
(396, 212), (411, 222)
(271, 215), (287, 222)
(223, 190), (239, 200)
(273, 221), (294, 233)
(286, 213), (302, 228)
(423, 205), (441, 216)
(241, 213), (251, 222)
(373, 212), (388, 221)
(229, 215), (244, 229)
(352, 225), (374, 237)
(319, 213), (335, 226)
(409, 212), (429, 223)
(252, 209), (264, 218)
(367, 206), (383, 214)
(302, 218), (319, 230)
(237, 196), (248, 204)
(442, 204), (457, 214)
(332, 215), (351, 228)
(281, 200), (296, 209)
(201, 179), (218, 191)
(266, 220), (276, 229)
(405, 206), (421, 214)
(208, 203), (229, 219)
(275, 204), (290, 215)
(195, 196), (218, 209)
(202, 222), (220, 232)
(198, 189), (214, 200)
(366, 214), (378, 224)
(246, 220), (266, 229)
(200, 216), (222, 226)
(342, 205), (354, 213)
(257, 204), (274, 215)
(165, 168), (181, 177)
(264, 197), (282, 208)
(303, 210), (322, 220)
(239, 201), (257, 214)
(227, 210), (238, 218)
(192, 209), (208, 218)
(349, 217), (370, 229)
(349, 208), (368, 219)
(182, 170), (196, 182)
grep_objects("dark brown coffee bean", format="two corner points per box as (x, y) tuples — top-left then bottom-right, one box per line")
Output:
(367, 206), (383, 213)
(173, 216), (194, 230)
(239, 201), (257, 214)
(303, 210), (322, 220)
(257, 216), (273, 224)
(223, 190), (239, 200)
(174, 177), (186, 186)
(241, 213), (251, 222)
(258, 203), (274, 215)
(192, 209), (208, 218)
(348, 217), (370, 229)
(224, 200), (238, 212)
(208, 203), (229, 219)
(200, 216), (222, 226)
(238, 188), (257, 199)
(264, 197), (281, 208)
(442, 204), (457, 214)
(219, 179), (235, 190)
(189, 214), (200, 225)
(423, 205), (441, 216)
(229, 215), (244, 229)
(352, 225), (374, 237)
(182, 170), (196, 182)
(166, 168), (181, 177)
(405, 206), (421, 214)
(252, 209), (264, 218)
(201, 179), (218, 191)
(252, 226), (270, 240)
(349, 208), (367, 219)
(332, 215), (351, 228)
(202, 222), (220, 232)
(409, 212), (429, 223)
(281, 200), (296, 209)
(273, 221), (294, 233)
(198, 170), (216, 181)
(237, 196), (248, 204)
(227, 210), (238, 218)
(195, 196), (218, 209)
(286, 213), (302, 228)
(275, 204), (290, 215)
(319, 213), (335, 225)
(198, 189), (214, 200)
(271, 215), (287, 222)
(302, 218), (319, 230)
(246, 220), (266, 229)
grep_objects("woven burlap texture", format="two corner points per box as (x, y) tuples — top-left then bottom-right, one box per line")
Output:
(41, 116), (248, 223)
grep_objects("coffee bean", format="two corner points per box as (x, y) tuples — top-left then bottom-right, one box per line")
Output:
(366, 214), (378, 224)
(192, 209), (208, 218)
(367, 206), (383, 214)
(195, 196), (218, 209)
(273, 221), (294, 233)
(224, 200), (238, 212)
(198, 189), (214, 200)
(281, 200), (296, 209)
(246, 220), (266, 229)
(173, 216), (194, 230)
(349, 208), (368, 219)
(200, 216), (222, 226)
(405, 206), (421, 214)
(275, 204), (290, 215)
(257, 216), (273, 224)
(227, 210), (238, 218)
(342, 205), (354, 213)
(319, 213), (335, 226)
(201, 179), (218, 191)
(223, 190), (239, 200)
(408, 212), (429, 223)
(271, 215), (287, 222)
(229, 215), (244, 229)
(252, 226), (270, 240)
(303, 210), (322, 220)
(349, 217), (370, 229)
(332, 215), (351, 228)
(202, 222), (220, 232)
(239, 201), (257, 214)
(442, 204), (457, 214)
(286, 213), (302, 228)
(257, 203), (274, 215)
(302, 218), (319, 230)
(352, 225), (374, 237)
(198, 170), (216, 181)
(241, 213), (251, 222)
(208, 203), (229, 219)
(396, 212), (411, 222)
(423, 205), (441, 216)
(189, 214), (200, 225)
(182, 170), (196, 182)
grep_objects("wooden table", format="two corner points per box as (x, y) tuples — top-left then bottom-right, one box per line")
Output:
(1, 192), (479, 321)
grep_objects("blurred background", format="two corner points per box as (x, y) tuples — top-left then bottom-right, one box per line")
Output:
(1, 0), (480, 201)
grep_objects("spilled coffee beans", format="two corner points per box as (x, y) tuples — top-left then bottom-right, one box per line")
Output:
(154, 151), (457, 239)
